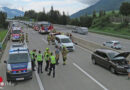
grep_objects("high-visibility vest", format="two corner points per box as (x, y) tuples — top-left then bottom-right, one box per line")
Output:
(44, 54), (50, 61)
(50, 56), (56, 64)
(37, 54), (43, 61)
(30, 51), (34, 59)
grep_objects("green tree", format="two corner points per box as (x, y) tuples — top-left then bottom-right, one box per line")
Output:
(24, 10), (37, 19)
(0, 11), (8, 28)
(93, 10), (97, 18)
(120, 2), (130, 16)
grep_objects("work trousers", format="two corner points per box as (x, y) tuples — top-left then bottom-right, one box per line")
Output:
(37, 61), (43, 73)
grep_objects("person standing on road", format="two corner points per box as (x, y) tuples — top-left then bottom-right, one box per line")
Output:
(55, 46), (60, 65)
(44, 54), (50, 72)
(47, 34), (51, 45)
(48, 52), (56, 78)
(26, 33), (29, 43)
(30, 49), (36, 71)
(127, 61), (130, 79)
(62, 46), (68, 65)
(21, 32), (24, 43)
(44, 48), (51, 57)
(37, 50), (43, 73)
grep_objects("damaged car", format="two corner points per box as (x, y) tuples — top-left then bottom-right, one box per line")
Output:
(91, 49), (130, 74)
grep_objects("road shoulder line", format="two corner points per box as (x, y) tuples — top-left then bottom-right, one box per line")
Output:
(73, 63), (108, 90)
(35, 71), (45, 90)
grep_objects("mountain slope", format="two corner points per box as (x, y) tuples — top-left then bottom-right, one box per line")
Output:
(71, 0), (130, 18)
(0, 7), (24, 18)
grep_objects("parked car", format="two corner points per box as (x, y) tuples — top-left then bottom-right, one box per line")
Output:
(103, 40), (122, 49)
(55, 35), (75, 51)
(91, 49), (130, 74)
(11, 27), (22, 41)
(4, 43), (32, 81)
(72, 29), (78, 33)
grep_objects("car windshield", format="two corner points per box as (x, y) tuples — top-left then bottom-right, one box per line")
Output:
(61, 38), (71, 43)
(8, 53), (29, 64)
(107, 52), (119, 59)
(12, 30), (21, 34)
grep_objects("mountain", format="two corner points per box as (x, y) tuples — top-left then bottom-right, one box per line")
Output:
(71, 0), (130, 18)
(0, 7), (24, 18)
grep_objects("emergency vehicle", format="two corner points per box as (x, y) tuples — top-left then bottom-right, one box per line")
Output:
(11, 27), (22, 41)
(38, 22), (54, 34)
(4, 43), (32, 81)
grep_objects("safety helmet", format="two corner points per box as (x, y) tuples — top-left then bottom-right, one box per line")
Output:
(46, 48), (49, 51)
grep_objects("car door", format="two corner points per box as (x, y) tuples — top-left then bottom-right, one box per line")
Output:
(94, 51), (105, 66)
(99, 53), (111, 68)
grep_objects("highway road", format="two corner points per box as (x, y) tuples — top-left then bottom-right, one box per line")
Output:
(54, 25), (130, 51)
(0, 23), (130, 90)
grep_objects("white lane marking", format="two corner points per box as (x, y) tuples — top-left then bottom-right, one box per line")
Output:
(42, 38), (48, 44)
(76, 45), (93, 54)
(73, 63), (108, 90)
(35, 71), (44, 90)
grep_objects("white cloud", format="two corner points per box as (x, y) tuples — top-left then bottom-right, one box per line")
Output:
(21, 0), (32, 2)
(22, 0), (88, 15)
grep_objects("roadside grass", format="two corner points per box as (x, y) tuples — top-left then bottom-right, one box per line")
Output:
(0, 30), (8, 42)
(89, 25), (130, 39)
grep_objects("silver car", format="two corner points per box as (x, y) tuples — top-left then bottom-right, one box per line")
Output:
(103, 40), (122, 49)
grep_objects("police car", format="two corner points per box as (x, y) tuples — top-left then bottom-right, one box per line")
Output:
(4, 43), (32, 81)
(11, 27), (22, 41)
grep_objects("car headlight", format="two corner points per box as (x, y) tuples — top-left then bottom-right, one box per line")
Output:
(27, 62), (32, 71)
(117, 66), (124, 68)
(7, 64), (12, 73)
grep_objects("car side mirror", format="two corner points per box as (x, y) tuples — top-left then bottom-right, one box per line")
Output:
(4, 61), (7, 64)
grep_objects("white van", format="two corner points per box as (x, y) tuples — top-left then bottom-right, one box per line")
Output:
(76, 27), (88, 35)
(55, 35), (75, 51)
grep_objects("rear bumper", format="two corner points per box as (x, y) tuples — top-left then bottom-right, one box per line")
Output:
(6, 71), (32, 81)
(39, 30), (50, 34)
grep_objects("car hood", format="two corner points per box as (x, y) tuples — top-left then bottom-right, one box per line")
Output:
(62, 43), (74, 47)
(114, 52), (130, 58)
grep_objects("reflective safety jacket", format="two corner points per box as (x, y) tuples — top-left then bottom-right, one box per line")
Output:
(37, 54), (43, 62)
(50, 56), (56, 64)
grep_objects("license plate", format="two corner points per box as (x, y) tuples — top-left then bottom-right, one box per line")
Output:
(16, 78), (24, 80)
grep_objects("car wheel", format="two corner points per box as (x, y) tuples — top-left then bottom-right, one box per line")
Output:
(92, 58), (96, 65)
(110, 67), (116, 74)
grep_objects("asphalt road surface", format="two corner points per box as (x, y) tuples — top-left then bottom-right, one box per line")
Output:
(54, 25), (130, 51)
(0, 23), (130, 90)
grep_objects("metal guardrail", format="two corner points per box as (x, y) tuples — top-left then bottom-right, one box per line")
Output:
(0, 27), (10, 61)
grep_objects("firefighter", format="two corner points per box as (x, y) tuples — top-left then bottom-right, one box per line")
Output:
(26, 33), (29, 43)
(61, 46), (68, 65)
(44, 48), (51, 71)
(55, 46), (60, 65)
(48, 52), (56, 78)
(52, 29), (56, 33)
(51, 34), (55, 45)
(21, 33), (24, 43)
(47, 34), (51, 45)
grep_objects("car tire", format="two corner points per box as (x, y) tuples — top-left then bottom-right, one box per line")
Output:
(92, 58), (96, 65)
(110, 67), (116, 74)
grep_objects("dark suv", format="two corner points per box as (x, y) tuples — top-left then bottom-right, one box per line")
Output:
(91, 49), (130, 74)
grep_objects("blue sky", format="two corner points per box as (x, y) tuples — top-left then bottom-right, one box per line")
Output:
(0, 0), (99, 15)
